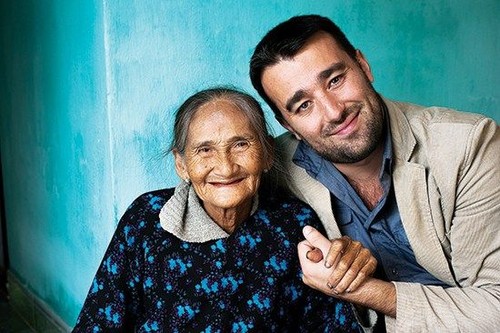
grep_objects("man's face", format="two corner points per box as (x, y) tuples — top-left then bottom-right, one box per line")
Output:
(261, 32), (384, 164)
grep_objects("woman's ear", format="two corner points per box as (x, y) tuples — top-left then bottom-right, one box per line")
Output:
(173, 149), (188, 180)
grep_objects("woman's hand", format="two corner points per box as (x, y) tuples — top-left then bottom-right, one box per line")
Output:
(299, 226), (377, 294)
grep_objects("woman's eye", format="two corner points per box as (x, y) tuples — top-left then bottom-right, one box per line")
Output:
(234, 141), (250, 149)
(197, 147), (212, 154)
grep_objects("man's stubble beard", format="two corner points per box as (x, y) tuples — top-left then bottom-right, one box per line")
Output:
(306, 96), (385, 164)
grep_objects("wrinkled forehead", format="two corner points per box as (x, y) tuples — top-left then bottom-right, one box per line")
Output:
(187, 99), (255, 140)
(192, 98), (249, 125)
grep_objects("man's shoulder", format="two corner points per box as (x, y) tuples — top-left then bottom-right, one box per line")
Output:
(386, 98), (498, 172)
(386, 98), (497, 150)
(275, 131), (299, 159)
(387, 98), (490, 128)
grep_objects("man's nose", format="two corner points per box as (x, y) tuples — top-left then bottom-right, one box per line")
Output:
(319, 93), (344, 122)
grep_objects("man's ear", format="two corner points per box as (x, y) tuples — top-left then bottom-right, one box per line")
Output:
(355, 50), (374, 83)
(277, 116), (302, 141)
(173, 149), (189, 180)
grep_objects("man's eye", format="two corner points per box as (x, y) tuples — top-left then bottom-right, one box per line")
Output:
(328, 75), (343, 88)
(296, 101), (311, 113)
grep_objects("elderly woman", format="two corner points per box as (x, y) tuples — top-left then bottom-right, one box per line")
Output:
(73, 87), (365, 332)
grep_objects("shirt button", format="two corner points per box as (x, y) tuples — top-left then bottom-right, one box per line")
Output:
(391, 268), (399, 277)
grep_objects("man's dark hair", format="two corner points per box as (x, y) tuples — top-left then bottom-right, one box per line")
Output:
(249, 14), (357, 121)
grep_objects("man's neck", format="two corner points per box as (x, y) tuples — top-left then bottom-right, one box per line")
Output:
(333, 143), (385, 210)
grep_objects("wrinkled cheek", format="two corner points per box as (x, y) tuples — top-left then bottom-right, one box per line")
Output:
(246, 151), (266, 172)
(248, 177), (262, 195)
(186, 158), (211, 176)
(186, 157), (207, 169)
(191, 184), (210, 202)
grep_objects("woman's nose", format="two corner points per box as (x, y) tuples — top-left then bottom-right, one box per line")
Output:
(214, 151), (237, 176)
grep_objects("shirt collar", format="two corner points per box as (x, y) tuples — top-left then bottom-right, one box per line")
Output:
(381, 110), (393, 178)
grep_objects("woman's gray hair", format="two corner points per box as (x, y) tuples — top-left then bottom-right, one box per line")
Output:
(169, 86), (273, 163)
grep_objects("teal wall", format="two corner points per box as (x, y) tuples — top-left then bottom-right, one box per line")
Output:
(0, 0), (498, 327)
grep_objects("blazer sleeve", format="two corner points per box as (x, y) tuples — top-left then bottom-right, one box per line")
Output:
(388, 117), (500, 332)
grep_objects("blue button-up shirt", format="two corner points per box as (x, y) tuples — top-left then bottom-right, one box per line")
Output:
(293, 128), (448, 287)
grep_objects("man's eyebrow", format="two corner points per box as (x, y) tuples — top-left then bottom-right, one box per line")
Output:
(284, 62), (347, 112)
(285, 90), (307, 112)
(318, 62), (346, 81)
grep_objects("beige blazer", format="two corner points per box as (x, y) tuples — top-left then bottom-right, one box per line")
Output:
(273, 98), (500, 332)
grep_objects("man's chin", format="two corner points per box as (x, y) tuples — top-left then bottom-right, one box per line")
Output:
(318, 144), (376, 164)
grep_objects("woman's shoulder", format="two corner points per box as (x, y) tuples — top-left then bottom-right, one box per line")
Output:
(256, 187), (324, 233)
(115, 188), (175, 234)
(259, 186), (313, 211)
(125, 188), (176, 215)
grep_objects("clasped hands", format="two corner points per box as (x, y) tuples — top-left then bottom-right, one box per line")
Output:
(298, 225), (377, 296)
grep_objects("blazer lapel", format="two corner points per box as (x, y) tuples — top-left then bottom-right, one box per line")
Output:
(297, 172), (342, 239)
(393, 163), (454, 282)
(387, 99), (455, 283)
(276, 132), (342, 239)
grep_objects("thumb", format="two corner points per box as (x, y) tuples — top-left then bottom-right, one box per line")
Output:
(302, 225), (331, 256)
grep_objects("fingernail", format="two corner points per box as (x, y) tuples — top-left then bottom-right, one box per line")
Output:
(325, 261), (332, 268)
(306, 250), (312, 260)
(303, 225), (313, 235)
(327, 282), (333, 289)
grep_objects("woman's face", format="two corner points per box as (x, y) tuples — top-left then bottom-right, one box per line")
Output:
(174, 98), (270, 216)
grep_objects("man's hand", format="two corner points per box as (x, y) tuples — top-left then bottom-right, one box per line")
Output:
(298, 225), (396, 317)
(299, 226), (377, 294)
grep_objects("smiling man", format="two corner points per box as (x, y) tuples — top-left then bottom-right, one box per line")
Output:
(250, 14), (500, 332)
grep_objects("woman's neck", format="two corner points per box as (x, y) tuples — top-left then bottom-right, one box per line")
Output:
(203, 199), (253, 234)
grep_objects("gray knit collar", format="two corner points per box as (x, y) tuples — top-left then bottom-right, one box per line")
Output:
(159, 181), (259, 243)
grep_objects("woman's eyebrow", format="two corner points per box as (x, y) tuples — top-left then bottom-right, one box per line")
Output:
(191, 134), (254, 148)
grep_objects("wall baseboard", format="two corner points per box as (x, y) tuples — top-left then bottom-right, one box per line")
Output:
(7, 271), (71, 332)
